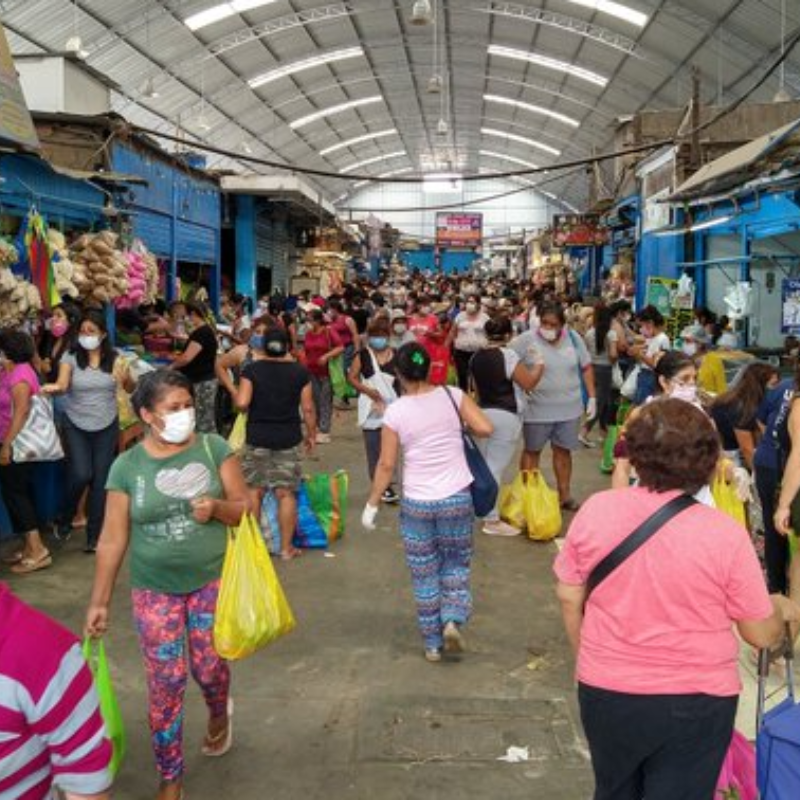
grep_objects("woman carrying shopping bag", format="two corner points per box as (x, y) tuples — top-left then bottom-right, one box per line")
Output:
(361, 343), (493, 662)
(348, 316), (401, 504)
(85, 370), (249, 800)
(469, 316), (544, 536)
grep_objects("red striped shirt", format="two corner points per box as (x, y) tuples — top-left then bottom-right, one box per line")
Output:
(0, 584), (112, 798)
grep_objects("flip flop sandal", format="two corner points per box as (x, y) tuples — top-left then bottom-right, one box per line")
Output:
(280, 548), (303, 561)
(1, 551), (23, 565)
(202, 698), (233, 757)
(11, 552), (52, 575)
(560, 499), (581, 512)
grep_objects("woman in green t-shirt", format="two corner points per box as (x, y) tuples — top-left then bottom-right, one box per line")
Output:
(85, 370), (249, 800)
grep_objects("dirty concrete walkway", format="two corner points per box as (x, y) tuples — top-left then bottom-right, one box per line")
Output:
(5, 413), (608, 800)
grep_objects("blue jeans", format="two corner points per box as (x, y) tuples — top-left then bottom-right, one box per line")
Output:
(61, 417), (118, 547)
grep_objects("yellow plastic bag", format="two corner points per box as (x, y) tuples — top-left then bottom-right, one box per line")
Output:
(500, 471), (562, 540)
(522, 470), (562, 541)
(712, 466), (747, 527)
(227, 413), (247, 453)
(214, 513), (296, 660)
(499, 474), (527, 530)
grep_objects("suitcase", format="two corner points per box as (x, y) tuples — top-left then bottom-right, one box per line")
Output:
(756, 627), (800, 798)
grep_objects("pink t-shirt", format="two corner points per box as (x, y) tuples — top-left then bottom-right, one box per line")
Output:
(554, 487), (772, 696)
(0, 363), (40, 442)
(383, 387), (473, 501)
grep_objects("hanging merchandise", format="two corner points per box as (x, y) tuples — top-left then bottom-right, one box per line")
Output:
(17, 210), (58, 311)
(70, 231), (130, 304)
(0, 238), (43, 327)
(46, 229), (80, 300)
(724, 282), (754, 321)
(114, 248), (148, 310)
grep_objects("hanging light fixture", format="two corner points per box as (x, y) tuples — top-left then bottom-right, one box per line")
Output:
(240, 141), (254, 155)
(427, 75), (442, 94)
(143, 77), (160, 99)
(774, 0), (794, 102)
(437, 118), (449, 135)
(410, 0), (433, 26)
(65, 0), (89, 59)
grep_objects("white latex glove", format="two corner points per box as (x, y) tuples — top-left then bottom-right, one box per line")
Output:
(361, 503), (379, 530)
(585, 397), (597, 421)
(733, 467), (753, 503)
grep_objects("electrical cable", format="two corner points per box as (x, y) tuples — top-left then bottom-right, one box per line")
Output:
(117, 22), (800, 217)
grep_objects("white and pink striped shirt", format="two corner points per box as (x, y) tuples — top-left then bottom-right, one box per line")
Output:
(0, 583), (112, 799)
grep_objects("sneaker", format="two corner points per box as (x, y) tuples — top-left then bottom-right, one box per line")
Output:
(315, 432), (331, 444)
(482, 520), (521, 537)
(578, 435), (597, 449)
(381, 488), (400, 504)
(424, 648), (442, 663)
(443, 621), (465, 654)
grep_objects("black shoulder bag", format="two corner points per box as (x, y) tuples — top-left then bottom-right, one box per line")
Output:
(585, 494), (698, 600)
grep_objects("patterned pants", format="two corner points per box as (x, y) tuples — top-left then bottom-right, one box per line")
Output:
(310, 374), (333, 434)
(194, 379), (219, 434)
(399, 491), (475, 650)
(132, 580), (230, 782)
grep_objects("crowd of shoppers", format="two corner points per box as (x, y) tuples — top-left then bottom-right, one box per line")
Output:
(5, 267), (800, 800)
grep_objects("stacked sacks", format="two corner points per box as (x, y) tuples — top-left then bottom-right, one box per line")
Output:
(70, 231), (129, 304)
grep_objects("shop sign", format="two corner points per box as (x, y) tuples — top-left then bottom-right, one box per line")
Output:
(0, 23), (39, 150)
(552, 213), (609, 246)
(435, 212), (482, 248)
(782, 278), (800, 334)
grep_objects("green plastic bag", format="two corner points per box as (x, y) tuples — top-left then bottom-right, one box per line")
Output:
(328, 356), (357, 399)
(304, 470), (349, 543)
(600, 425), (619, 474)
(82, 638), (126, 777)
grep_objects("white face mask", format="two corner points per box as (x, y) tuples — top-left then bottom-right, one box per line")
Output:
(670, 383), (698, 404)
(465, 302), (478, 314)
(539, 328), (559, 343)
(79, 334), (101, 351)
(158, 408), (196, 444)
(682, 342), (698, 357)
(393, 323), (407, 335)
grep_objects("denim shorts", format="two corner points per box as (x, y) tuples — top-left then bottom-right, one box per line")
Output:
(523, 418), (581, 452)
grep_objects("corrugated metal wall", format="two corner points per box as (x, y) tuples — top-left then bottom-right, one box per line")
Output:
(111, 142), (220, 265)
(255, 204), (292, 292)
(0, 154), (106, 228)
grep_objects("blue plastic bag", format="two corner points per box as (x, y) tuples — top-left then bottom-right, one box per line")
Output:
(757, 695), (800, 797)
(293, 483), (328, 549)
(260, 491), (282, 555)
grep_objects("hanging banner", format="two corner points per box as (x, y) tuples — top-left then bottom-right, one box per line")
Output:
(552, 213), (609, 246)
(782, 278), (800, 335)
(435, 213), (482, 248)
(0, 23), (39, 150)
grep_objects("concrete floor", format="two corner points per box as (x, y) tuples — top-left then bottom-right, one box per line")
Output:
(6, 413), (612, 800)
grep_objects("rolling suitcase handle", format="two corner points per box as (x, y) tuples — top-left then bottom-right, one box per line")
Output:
(756, 624), (794, 733)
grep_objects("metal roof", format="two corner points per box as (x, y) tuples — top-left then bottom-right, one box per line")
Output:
(3, 0), (800, 211)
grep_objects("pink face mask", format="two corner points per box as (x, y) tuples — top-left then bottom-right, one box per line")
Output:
(50, 320), (69, 338)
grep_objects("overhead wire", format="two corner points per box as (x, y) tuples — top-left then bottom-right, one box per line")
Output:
(119, 21), (800, 213)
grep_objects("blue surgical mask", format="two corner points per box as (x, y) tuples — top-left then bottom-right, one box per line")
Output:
(250, 334), (265, 350)
(369, 336), (389, 351)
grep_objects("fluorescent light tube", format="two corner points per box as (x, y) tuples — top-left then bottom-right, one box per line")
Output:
(484, 94), (580, 128)
(481, 127), (560, 156)
(290, 96), (383, 130)
(488, 45), (608, 87)
(319, 128), (397, 157)
(339, 151), (406, 174)
(480, 150), (539, 170)
(249, 47), (363, 89)
(185, 0), (280, 32)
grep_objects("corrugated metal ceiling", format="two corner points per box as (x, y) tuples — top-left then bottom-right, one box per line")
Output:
(2, 0), (799, 211)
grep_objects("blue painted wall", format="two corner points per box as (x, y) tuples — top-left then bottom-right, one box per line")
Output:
(0, 154), (106, 227)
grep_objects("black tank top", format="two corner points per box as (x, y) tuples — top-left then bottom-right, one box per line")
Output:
(470, 348), (517, 414)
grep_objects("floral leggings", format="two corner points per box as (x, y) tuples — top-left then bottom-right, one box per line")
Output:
(132, 580), (230, 782)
